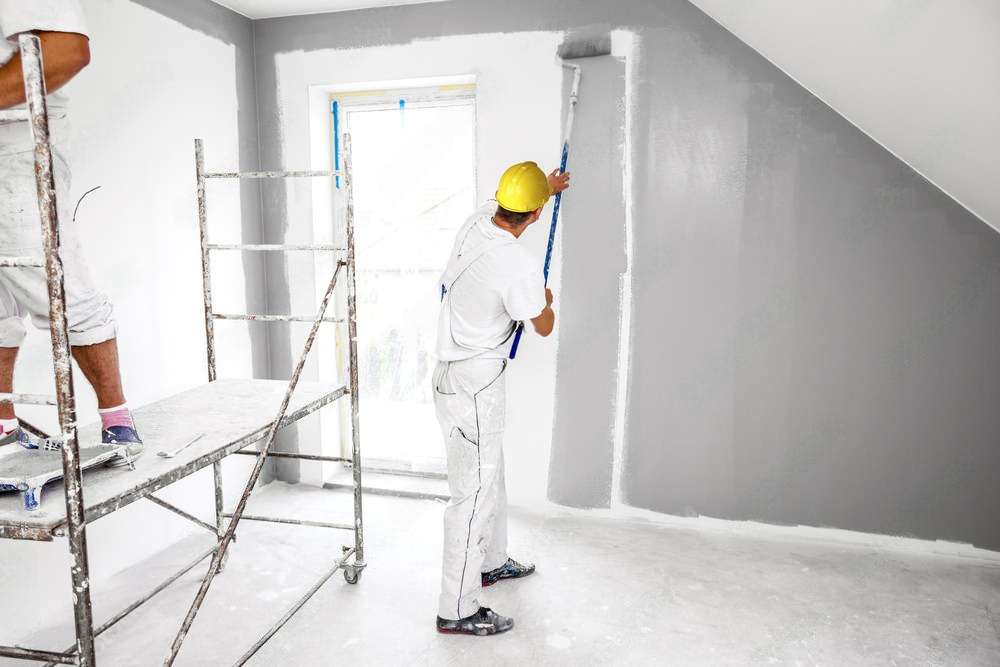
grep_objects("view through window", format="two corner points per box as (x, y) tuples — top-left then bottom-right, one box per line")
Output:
(337, 86), (476, 474)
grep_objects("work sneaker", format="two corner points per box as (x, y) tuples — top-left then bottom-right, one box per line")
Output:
(481, 558), (535, 587)
(436, 607), (514, 636)
(102, 425), (144, 468)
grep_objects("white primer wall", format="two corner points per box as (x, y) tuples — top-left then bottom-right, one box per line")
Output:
(274, 32), (564, 505)
(687, 0), (1000, 231)
(0, 0), (253, 641)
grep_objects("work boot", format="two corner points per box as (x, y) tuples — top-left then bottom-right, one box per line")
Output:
(436, 607), (514, 636)
(102, 425), (144, 468)
(481, 558), (535, 587)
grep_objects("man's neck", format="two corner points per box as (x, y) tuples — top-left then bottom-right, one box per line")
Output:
(491, 216), (525, 239)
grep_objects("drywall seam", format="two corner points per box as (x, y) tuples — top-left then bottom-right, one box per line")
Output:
(685, 2), (997, 233)
(609, 30), (638, 510)
(251, 18), (274, 387)
(249, 19), (279, 481)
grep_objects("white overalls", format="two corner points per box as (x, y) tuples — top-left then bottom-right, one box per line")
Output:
(434, 222), (517, 621)
(0, 143), (117, 348)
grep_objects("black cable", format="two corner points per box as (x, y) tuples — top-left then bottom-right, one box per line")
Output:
(72, 185), (101, 223)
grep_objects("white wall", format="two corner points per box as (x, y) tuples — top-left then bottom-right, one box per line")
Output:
(274, 32), (565, 506)
(0, 0), (253, 642)
(687, 0), (1000, 231)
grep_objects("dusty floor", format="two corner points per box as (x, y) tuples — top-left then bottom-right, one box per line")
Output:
(6, 483), (1000, 666)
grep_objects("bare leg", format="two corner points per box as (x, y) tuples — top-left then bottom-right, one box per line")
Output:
(71, 338), (126, 409)
(0, 346), (17, 420)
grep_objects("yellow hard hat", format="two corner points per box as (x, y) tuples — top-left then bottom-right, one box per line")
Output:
(495, 162), (551, 213)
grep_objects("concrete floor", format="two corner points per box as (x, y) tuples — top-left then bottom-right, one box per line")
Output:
(6, 483), (1000, 666)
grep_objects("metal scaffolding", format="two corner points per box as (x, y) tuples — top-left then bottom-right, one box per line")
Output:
(0, 34), (365, 666)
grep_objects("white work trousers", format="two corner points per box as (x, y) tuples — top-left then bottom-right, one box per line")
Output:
(0, 142), (117, 348)
(434, 357), (510, 620)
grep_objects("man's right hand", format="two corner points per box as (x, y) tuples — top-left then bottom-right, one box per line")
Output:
(531, 289), (555, 337)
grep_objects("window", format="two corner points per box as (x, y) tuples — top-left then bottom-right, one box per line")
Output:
(333, 84), (476, 475)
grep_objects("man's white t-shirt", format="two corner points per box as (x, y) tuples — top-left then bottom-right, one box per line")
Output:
(0, 0), (89, 155)
(437, 200), (546, 361)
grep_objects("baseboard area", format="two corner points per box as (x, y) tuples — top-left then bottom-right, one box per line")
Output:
(325, 470), (449, 502)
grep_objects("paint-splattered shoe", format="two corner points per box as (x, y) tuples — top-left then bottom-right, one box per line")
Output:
(436, 607), (514, 636)
(481, 558), (535, 587)
(102, 425), (144, 468)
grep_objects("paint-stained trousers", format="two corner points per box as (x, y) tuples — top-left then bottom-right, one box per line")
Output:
(0, 141), (117, 348)
(433, 357), (510, 620)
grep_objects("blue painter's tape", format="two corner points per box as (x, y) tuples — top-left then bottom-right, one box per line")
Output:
(332, 100), (341, 189)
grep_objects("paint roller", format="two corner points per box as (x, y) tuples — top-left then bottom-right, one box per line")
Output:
(509, 32), (613, 359)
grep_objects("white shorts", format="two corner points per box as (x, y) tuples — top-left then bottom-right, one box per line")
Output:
(0, 141), (117, 348)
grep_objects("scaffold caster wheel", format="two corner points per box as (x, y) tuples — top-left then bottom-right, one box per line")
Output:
(344, 566), (361, 585)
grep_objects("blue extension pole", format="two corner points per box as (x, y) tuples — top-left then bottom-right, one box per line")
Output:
(510, 64), (582, 359)
(544, 140), (571, 286)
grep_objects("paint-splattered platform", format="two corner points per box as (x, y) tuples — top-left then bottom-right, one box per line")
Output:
(0, 445), (124, 512)
(0, 379), (346, 541)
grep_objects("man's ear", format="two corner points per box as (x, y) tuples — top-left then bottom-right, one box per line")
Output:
(532, 208), (544, 223)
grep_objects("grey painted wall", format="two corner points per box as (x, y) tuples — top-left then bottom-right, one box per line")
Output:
(251, 1), (1000, 550)
(547, 56), (626, 509)
(620, 19), (1000, 554)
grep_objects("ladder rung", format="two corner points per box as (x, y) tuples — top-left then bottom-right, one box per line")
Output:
(0, 392), (58, 406)
(0, 257), (44, 268)
(232, 450), (352, 463)
(212, 314), (343, 323)
(207, 244), (346, 252)
(221, 513), (354, 531)
(204, 170), (341, 179)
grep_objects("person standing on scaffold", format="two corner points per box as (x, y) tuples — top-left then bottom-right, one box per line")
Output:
(433, 161), (569, 636)
(0, 0), (142, 467)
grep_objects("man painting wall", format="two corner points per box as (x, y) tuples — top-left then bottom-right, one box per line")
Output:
(434, 161), (569, 636)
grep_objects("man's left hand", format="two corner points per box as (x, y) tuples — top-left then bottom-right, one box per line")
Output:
(548, 169), (570, 195)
